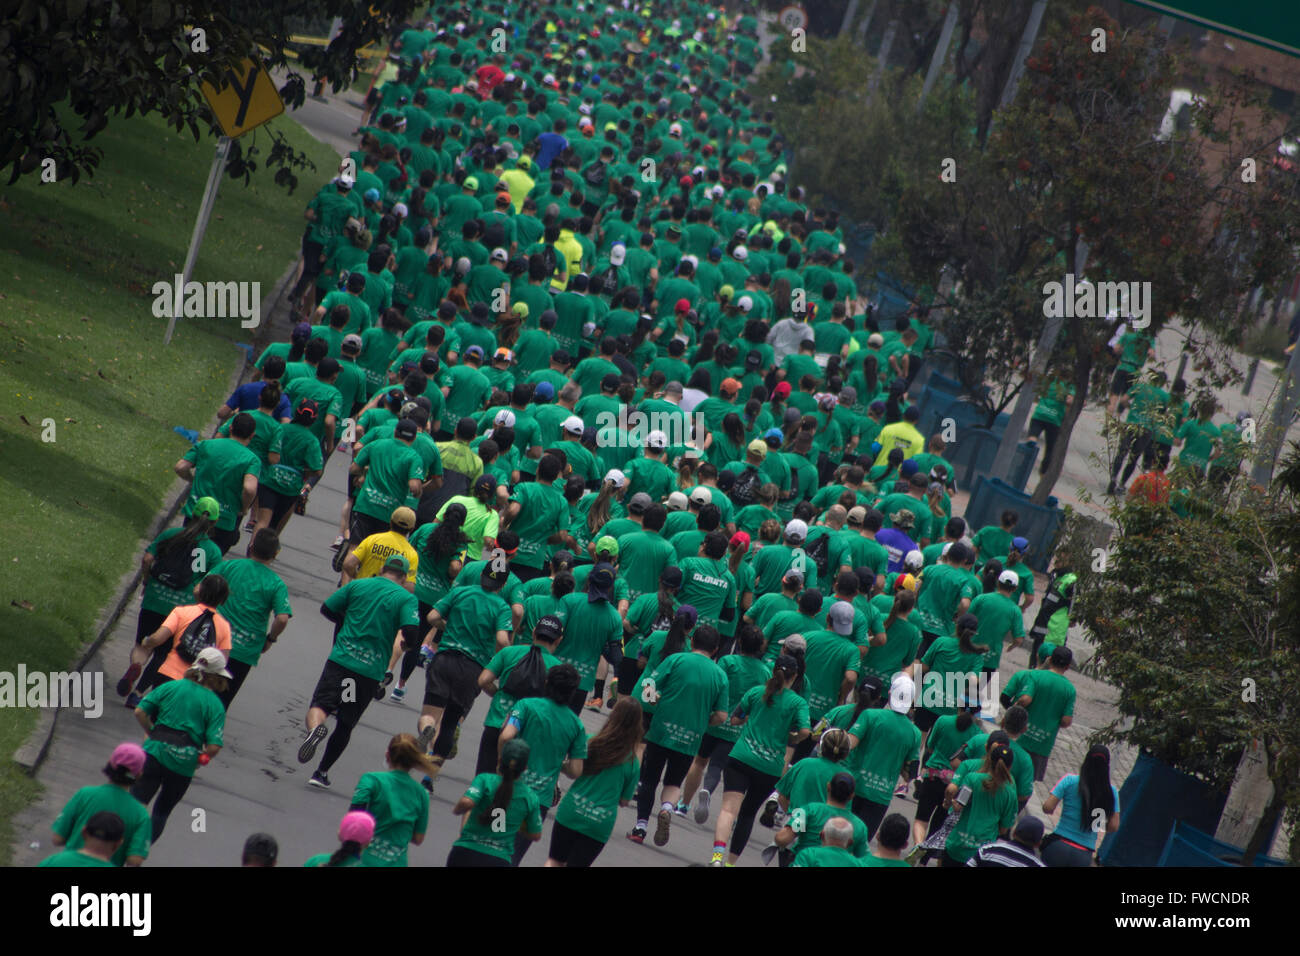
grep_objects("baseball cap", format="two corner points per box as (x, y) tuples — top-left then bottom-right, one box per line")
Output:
(747, 439), (768, 459)
(1013, 815), (1046, 845)
(729, 531), (751, 551)
(783, 567), (805, 585)
(588, 562), (617, 602)
(193, 496), (221, 521)
(493, 409), (517, 428)
(666, 491), (689, 511)
(535, 614), (564, 640)
(733, 245), (748, 260)
(903, 549), (925, 571)
(720, 377), (742, 396)
(900, 460), (919, 478)
(718, 283), (735, 299)
(647, 430), (669, 449)
(610, 244), (626, 265)
(517, 155), (532, 169)
(764, 428), (785, 445)
(784, 519), (808, 541)
(363, 188), (381, 203)
(846, 506), (867, 525)
(84, 811), (126, 843)
(463, 175), (480, 190)
(390, 506), (416, 530)
(193, 646), (233, 678)
(339, 810), (376, 846)
(107, 742), (146, 780)
(889, 673), (916, 713)
(689, 487), (712, 506)
(291, 320), (313, 342)
(534, 381), (555, 400)
(394, 418), (419, 440)
(604, 469), (627, 488)
(782, 635), (807, 655)
(595, 536), (620, 558)
(1011, 536), (1030, 553)
(341, 333), (363, 353)
(828, 600), (855, 636)
(336, 173), (355, 188)
(383, 553), (411, 575)
(736, 295), (753, 312)
(772, 381), (792, 400)
(895, 573), (918, 592)
(998, 569), (1020, 587)
(465, 344), (485, 360)
(473, 474), (497, 495)
(562, 415), (585, 435)
(494, 347), (516, 363)
(628, 492), (653, 514)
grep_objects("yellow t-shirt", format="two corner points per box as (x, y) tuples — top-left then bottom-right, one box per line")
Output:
(873, 422), (925, 467)
(351, 532), (418, 583)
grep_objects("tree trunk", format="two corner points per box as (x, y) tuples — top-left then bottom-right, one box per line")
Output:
(1030, 344), (1092, 505)
(1244, 742), (1284, 865)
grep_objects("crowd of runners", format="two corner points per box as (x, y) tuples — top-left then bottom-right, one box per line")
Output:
(54, 0), (1267, 869)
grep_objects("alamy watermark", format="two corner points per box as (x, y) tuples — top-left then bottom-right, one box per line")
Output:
(1042, 273), (1150, 328)
(0, 666), (103, 718)
(593, 407), (707, 456)
(151, 274), (262, 328)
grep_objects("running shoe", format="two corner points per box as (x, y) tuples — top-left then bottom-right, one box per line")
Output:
(760, 843), (780, 866)
(417, 723), (436, 754)
(294, 490), (309, 516)
(374, 671), (394, 700)
(585, 696), (604, 711)
(243, 516), (256, 533)
(421, 775), (435, 795)
(693, 789), (711, 824)
(331, 541), (348, 573)
(115, 663), (141, 698)
(389, 686), (406, 704)
(307, 770), (331, 790)
(654, 809), (672, 846)
(606, 679), (618, 708)
(331, 535), (344, 550)
(708, 850), (725, 867)
(124, 691), (143, 709)
(297, 724), (328, 764)
(674, 801), (689, 818)
(894, 782), (910, 798)
(759, 795), (779, 829)
(626, 826), (646, 845)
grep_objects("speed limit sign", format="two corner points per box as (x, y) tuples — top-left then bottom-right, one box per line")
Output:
(778, 4), (807, 32)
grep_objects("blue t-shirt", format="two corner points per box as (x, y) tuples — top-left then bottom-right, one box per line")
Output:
(1050, 773), (1120, 847)
(227, 381), (292, 421)
(535, 132), (569, 170)
(875, 528), (919, 573)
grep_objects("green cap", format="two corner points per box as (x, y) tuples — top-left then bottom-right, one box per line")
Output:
(193, 497), (221, 521)
(719, 284), (735, 300)
(463, 175), (480, 191)
(383, 554), (411, 575)
(500, 737), (531, 774)
(595, 535), (620, 558)
(1037, 641), (1058, 661)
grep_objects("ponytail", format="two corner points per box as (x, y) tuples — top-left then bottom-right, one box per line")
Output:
(157, 517), (212, 562)
(326, 840), (364, 867)
(587, 480), (617, 535)
(481, 747), (526, 826)
(386, 733), (438, 776)
(884, 589), (915, 632)
(764, 655), (798, 706)
(661, 611), (694, 658)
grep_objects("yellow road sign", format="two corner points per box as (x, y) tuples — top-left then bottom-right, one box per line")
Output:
(200, 58), (285, 138)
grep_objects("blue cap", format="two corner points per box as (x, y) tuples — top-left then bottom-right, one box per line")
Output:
(868, 400), (886, 414)
(764, 427), (784, 443)
(534, 381), (555, 400)
(900, 460), (919, 478)
(1012, 536), (1030, 553)
(708, 246), (723, 261)
(465, 345), (485, 359)
(364, 188), (381, 202)
(870, 441), (882, 457)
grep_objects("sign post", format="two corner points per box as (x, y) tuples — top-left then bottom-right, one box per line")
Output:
(164, 58), (285, 344)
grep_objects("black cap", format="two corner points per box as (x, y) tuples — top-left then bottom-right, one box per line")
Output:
(395, 418), (419, 440)
(243, 832), (280, 862)
(535, 614), (564, 640)
(84, 811), (126, 842)
(661, 565), (684, 588)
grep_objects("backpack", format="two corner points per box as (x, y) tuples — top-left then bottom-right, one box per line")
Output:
(539, 244), (559, 280)
(176, 609), (218, 665)
(583, 162), (608, 188)
(502, 645), (549, 701)
(729, 465), (763, 507)
(803, 532), (830, 579)
(150, 540), (194, 591)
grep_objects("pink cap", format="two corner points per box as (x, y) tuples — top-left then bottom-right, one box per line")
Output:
(729, 531), (751, 550)
(108, 742), (146, 779)
(339, 810), (375, 846)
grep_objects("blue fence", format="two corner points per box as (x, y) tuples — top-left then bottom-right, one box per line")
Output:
(962, 475), (1061, 572)
(947, 428), (1040, 494)
(1156, 822), (1288, 868)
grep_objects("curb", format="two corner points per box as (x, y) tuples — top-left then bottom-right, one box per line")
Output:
(12, 260), (299, 775)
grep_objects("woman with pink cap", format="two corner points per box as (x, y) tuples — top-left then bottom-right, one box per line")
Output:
(49, 743), (153, 866)
(305, 811), (375, 867)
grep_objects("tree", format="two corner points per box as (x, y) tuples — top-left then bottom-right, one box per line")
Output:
(1, 0), (421, 191)
(880, 7), (1300, 503)
(1067, 447), (1300, 864)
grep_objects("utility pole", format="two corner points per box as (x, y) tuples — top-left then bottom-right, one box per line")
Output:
(998, 0), (1048, 109)
(918, 2), (960, 112)
(866, 19), (898, 103)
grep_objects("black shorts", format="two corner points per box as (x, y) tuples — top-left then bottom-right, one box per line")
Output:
(615, 657), (640, 697)
(257, 486), (297, 527)
(697, 733), (731, 760)
(913, 708), (940, 734)
(722, 757), (779, 797)
(424, 648), (483, 712)
(547, 821), (605, 868)
(1029, 750), (1049, 782)
(349, 510), (390, 545)
(1109, 368), (1136, 396)
(309, 659), (378, 715)
(914, 774), (949, 824)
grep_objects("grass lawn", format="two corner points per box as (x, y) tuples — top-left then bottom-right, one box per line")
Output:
(0, 111), (340, 863)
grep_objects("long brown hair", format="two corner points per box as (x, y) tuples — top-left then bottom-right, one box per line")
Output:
(386, 733), (438, 776)
(978, 743), (1015, 792)
(884, 589), (916, 632)
(583, 698), (643, 775)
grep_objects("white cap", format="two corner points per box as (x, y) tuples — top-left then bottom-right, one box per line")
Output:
(941, 542), (953, 556)
(710, 184), (725, 198)
(605, 469), (627, 488)
(494, 409), (517, 428)
(998, 569), (1020, 587)
(889, 674), (916, 714)
(193, 646), (233, 679)
(784, 519), (808, 541)
(904, 550), (925, 570)
(689, 487), (712, 505)
(392, 202), (409, 218)
(610, 244), (626, 265)
(733, 245), (748, 260)
(490, 247), (508, 262)
(646, 430), (668, 449)
(562, 415), (585, 435)
(666, 491), (689, 511)
(337, 173), (356, 188)
(455, 256), (472, 276)
(578, 116), (594, 128)
(737, 295), (753, 312)
(669, 122), (683, 136)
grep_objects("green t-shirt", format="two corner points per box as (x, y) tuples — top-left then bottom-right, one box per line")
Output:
(182, 438), (262, 531)
(452, 772), (544, 861)
(643, 651), (729, 755)
(1176, 419), (1220, 470)
(924, 714), (981, 770)
(961, 733), (1034, 800)
(432, 585), (513, 668)
(968, 591), (1025, 672)
(353, 438), (424, 522)
(775, 754), (844, 811)
(507, 481), (569, 569)
(615, 530), (675, 600)
(555, 592), (623, 693)
(788, 801), (870, 858)
(39, 849), (115, 867)
(730, 685), (811, 777)
(323, 576), (420, 680)
(141, 528), (223, 615)
(406, 523), (465, 606)
(861, 613), (922, 686)
(789, 844), (862, 868)
(52, 784), (152, 866)
(706, 654), (772, 742)
(1016, 669), (1076, 756)
(483, 644), (562, 729)
(138, 678), (226, 776)
(798, 630), (861, 723)
(914, 563), (978, 636)
(507, 696), (588, 807)
(919, 636), (987, 717)
(303, 851), (363, 867)
(945, 769), (1018, 863)
(208, 558), (292, 666)
(676, 556), (738, 635)
(351, 769), (429, 867)
(263, 422), (324, 496)
(971, 526), (1013, 566)
(553, 754), (640, 843)
(847, 707), (921, 804)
